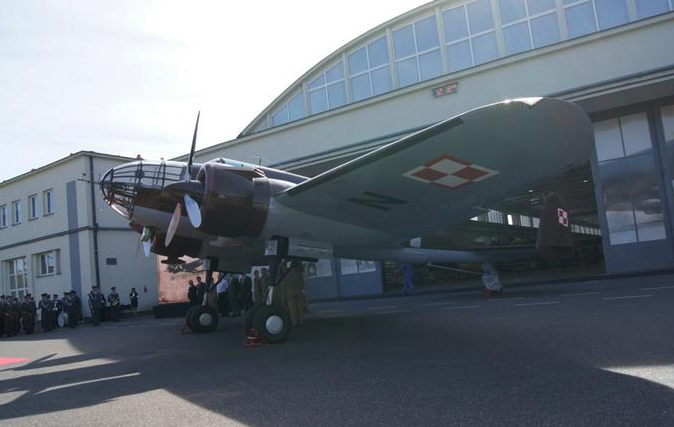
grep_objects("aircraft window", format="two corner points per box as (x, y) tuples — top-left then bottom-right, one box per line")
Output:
(370, 66), (392, 96)
(595, 0), (629, 30)
(498, 0), (527, 25)
(466, 0), (495, 34)
(530, 13), (561, 48)
(635, 0), (671, 19)
(471, 32), (498, 65)
(526, 0), (555, 15)
(564, 2), (597, 39)
(503, 21), (531, 55)
(447, 40), (472, 72)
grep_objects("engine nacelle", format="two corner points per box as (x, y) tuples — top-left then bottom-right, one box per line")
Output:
(196, 163), (272, 238)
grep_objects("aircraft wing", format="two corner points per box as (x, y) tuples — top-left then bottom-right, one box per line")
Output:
(274, 98), (593, 243)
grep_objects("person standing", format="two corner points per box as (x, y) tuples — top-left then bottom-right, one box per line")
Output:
(72, 290), (82, 324)
(260, 268), (270, 304)
(129, 288), (139, 317)
(283, 261), (306, 326)
(215, 274), (230, 317)
(88, 286), (103, 326)
(228, 275), (241, 316)
(187, 280), (198, 306)
(39, 293), (53, 332)
(398, 263), (417, 296)
(51, 294), (62, 329)
(195, 276), (206, 306)
(63, 292), (78, 328)
(241, 273), (253, 313)
(253, 270), (264, 305)
(107, 287), (121, 322)
(20, 294), (35, 334)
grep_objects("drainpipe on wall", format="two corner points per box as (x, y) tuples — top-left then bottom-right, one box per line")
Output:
(89, 156), (101, 287)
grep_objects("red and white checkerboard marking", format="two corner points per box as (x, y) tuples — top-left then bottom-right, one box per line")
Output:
(558, 208), (569, 227)
(402, 155), (499, 189)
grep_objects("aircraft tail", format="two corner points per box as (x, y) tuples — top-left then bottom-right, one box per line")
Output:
(536, 193), (574, 259)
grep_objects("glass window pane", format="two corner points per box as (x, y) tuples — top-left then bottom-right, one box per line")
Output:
(472, 32), (499, 64)
(443, 6), (469, 42)
(628, 153), (666, 242)
(595, 0), (629, 30)
(309, 89), (328, 114)
(396, 57), (419, 87)
(272, 106), (288, 126)
(467, 0), (495, 34)
(527, 0), (555, 15)
(565, 2), (597, 39)
(371, 66), (392, 95)
(351, 74), (371, 102)
(499, 0), (527, 24)
(531, 13), (561, 48)
(349, 48), (368, 76)
(636, 0), (670, 19)
(418, 50), (442, 81)
(600, 158), (637, 245)
(662, 105), (674, 143)
(503, 21), (532, 55)
(308, 75), (325, 89)
(594, 118), (625, 161)
(448, 40), (473, 71)
(393, 25), (416, 59)
(327, 82), (346, 109)
(368, 37), (389, 68)
(288, 94), (305, 121)
(620, 113), (652, 156)
(326, 62), (343, 83)
(414, 15), (439, 51)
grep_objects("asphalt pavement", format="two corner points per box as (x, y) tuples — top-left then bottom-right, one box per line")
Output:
(2, 274), (674, 426)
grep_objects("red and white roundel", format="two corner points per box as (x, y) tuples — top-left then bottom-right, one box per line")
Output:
(558, 208), (569, 227)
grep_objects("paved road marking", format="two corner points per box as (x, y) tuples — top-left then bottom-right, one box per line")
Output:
(515, 301), (560, 307)
(603, 294), (652, 300)
(424, 302), (456, 306)
(641, 285), (674, 291)
(368, 306), (397, 310)
(560, 291), (600, 297)
(444, 305), (480, 310)
(375, 310), (409, 314)
(318, 309), (346, 314)
(486, 297), (525, 302)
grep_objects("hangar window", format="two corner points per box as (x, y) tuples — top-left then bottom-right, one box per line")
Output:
(443, 1), (498, 72)
(498, 0), (561, 55)
(635, 0), (671, 19)
(563, 1), (598, 38)
(308, 62), (346, 114)
(272, 92), (304, 127)
(594, 113), (667, 245)
(348, 36), (392, 102)
(393, 15), (442, 88)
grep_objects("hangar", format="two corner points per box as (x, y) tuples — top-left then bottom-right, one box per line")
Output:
(179, 0), (674, 299)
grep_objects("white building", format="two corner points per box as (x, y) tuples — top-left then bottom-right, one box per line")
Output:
(0, 151), (158, 314)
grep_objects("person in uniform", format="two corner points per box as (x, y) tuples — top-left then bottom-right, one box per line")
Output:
(63, 292), (78, 328)
(283, 261), (306, 326)
(129, 287), (139, 317)
(39, 293), (53, 332)
(20, 294), (35, 334)
(215, 273), (230, 317)
(8, 297), (20, 336)
(51, 294), (62, 328)
(253, 270), (264, 305)
(107, 287), (121, 322)
(88, 286), (103, 326)
(187, 280), (198, 306)
(228, 274), (241, 316)
(0, 296), (6, 337)
(240, 273), (253, 313)
(260, 269), (270, 304)
(195, 276), (206, 306)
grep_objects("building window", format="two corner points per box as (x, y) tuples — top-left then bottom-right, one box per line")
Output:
(44, 189), (54, 215)
(35, 250), (59, 276)
(272, 92), (305, 127)
(498, 0), (561, 55)
(308, 62), (346, 115)
(594, 112), (667, 245)
(28, 194), (38, 220)
(11, 200), (21, 225)
(393, 15), (443, 88)
(7, 257), (29, 298)
(0, 205), (6, 228)
(635, 0), (671, 19)
(348, 36), (392, 102)
(443, 0), (498, 73)
(106, 257), (118, 266)
(563, 0), (629, 38)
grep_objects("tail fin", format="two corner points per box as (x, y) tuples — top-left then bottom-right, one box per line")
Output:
(536, 193), (574, 259)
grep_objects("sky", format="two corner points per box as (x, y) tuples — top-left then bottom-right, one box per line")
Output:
(0, 0), (427, 181)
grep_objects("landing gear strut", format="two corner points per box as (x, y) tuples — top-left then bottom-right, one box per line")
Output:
(248, 254), (292, 343)
(186, 257), (220, 333)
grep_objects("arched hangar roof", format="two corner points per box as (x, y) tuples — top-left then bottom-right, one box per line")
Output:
(239, 0), (674, 137)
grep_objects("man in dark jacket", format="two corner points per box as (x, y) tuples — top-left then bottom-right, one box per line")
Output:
(228, 275), (241, 317)
(63, 292), (78, 328)
(240, 273), (253, 313)
(20, 294), (35, 334)
(39, 294), (53, 332)
(88, 286), (103, 326)
(187, 280), (198, 306)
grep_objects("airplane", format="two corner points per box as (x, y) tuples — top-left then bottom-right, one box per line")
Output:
(100, 97), (594, 343)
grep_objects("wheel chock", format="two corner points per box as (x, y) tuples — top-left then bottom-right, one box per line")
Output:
(244, 328), (267, 347)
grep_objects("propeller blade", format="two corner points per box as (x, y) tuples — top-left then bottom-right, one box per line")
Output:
(183, 193), (202, 228)
(185, 111), (200, 181)
(165, 203), (182, 247)
(142, 239), (152, 257)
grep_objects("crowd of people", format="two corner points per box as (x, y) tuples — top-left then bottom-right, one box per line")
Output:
(190, 260), (309, 327)
(0, 286), (141, 338)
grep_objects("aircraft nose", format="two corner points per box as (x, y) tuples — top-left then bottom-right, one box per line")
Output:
(100, 162), (142, 219)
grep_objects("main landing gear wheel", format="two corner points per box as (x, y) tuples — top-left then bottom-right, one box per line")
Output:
(252, 305), (291, 344)
(245, 303), (265, 332)
(185, 306), (200, 330)
(188, 305), (219, 333)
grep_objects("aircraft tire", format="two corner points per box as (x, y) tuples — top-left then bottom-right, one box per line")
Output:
(185, 306), (199, 331)
(244, 304), (265, 332)
(252, 305), (291, 344)
(189, 305), (219, 333)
